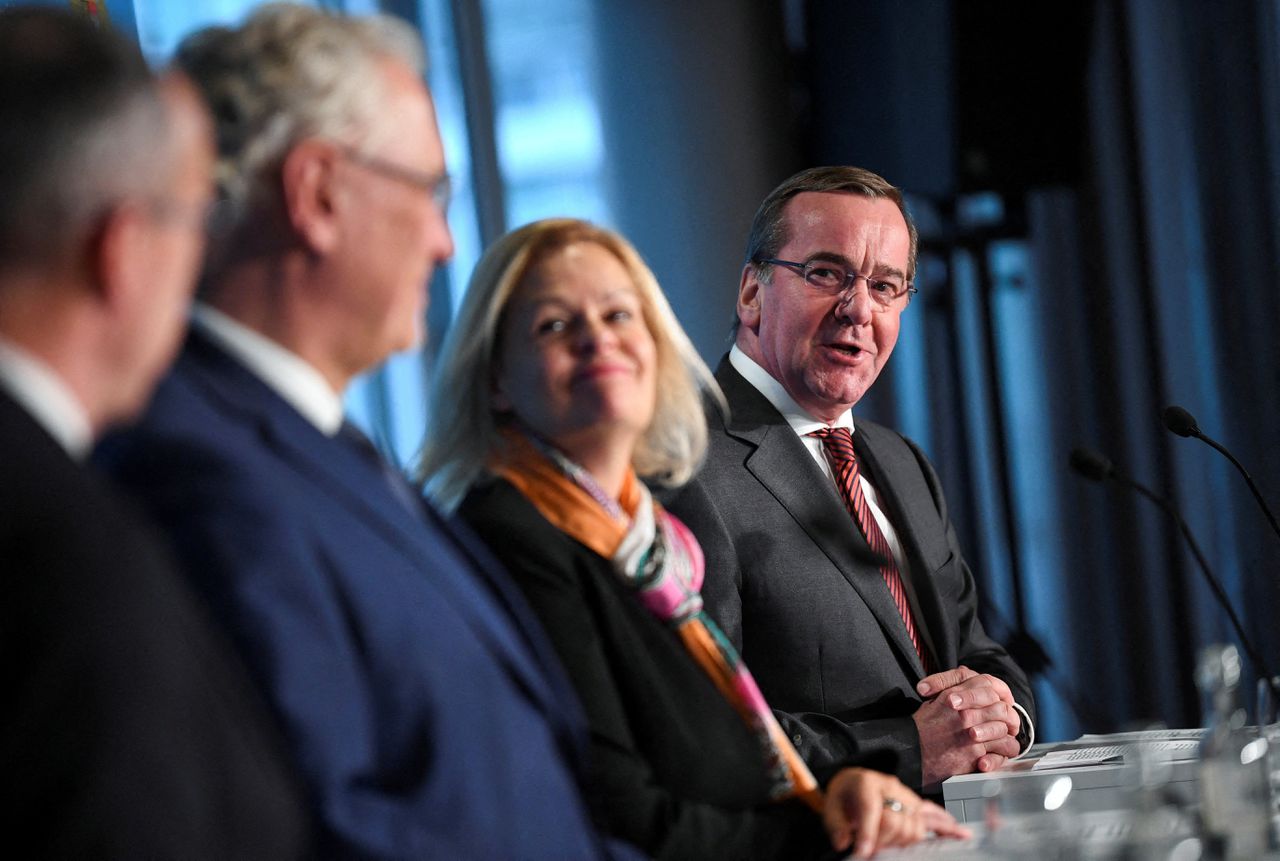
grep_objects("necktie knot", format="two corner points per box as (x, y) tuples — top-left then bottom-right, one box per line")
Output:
(338, 420), (422, 517)
(807, 426), (856, 462)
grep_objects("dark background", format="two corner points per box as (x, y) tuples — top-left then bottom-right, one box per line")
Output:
(591, 0), (1280, 741)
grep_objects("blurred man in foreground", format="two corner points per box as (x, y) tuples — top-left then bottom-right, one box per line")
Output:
(0, 6), (308, 856)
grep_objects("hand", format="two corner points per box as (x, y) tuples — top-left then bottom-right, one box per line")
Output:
(822, 767), (971, 858)
(918, 665), (1021, 740)
(914, 666), (1022, 786)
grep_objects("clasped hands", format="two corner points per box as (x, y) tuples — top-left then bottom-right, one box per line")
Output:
(913, 665), (1022, 787)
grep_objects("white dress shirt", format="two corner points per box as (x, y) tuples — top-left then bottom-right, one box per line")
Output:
(192, 304), (344, 437)
(0, 336), (93, 460)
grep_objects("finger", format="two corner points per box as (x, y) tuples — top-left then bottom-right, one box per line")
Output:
(897, 807), (927, 847)
(1007, 703), (1021, 735)
(957, 702), (1008, 727)
(966, 719), (1010, 744)
(944, 672), (1021, 709)
(916, 665), (976, 697)
(959, 701), (1019, 735)
(984, 674), (1015, 705)
(982, 733), (1020, 758)
(956, 673), (1015, 706)
(853, 797), (884, 859)
(876, 800), (917, 849)
(822, 770), (878, 854)
(976, 751), (1010, 772)
(883, 782), (927, 848)
(921, 802), (972, 840)
(943, 683), (1003, 711)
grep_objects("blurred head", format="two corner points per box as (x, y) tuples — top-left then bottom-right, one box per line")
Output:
(420, 218), (719, 513)
(176, 3), (453, 382)
(121, 76), (216, 414)
(0, 7), (214, 428)
(0, 6), (168, 273)
(735, 167), (915, 423)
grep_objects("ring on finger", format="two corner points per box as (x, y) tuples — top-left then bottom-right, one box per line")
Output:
(883, 798), (904, 813)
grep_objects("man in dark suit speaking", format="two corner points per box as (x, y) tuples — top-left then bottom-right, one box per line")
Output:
(99, 6), (630, 858)
(668, 166), (1036, 791)
(0, 7), (308, 856)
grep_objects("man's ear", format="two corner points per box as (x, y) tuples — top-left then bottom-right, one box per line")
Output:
(736, 263), (762, 332)
(90, 202), (151, 314)
(281, 139), (342, 254)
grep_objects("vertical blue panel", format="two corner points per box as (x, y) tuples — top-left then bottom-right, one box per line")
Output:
(989, 238), (1074, 740)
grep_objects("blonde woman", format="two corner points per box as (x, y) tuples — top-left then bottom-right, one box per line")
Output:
(420, 218), (966, 860)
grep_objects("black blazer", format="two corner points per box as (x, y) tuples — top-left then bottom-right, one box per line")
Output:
(461, 478), (833, 861)
(666, 360), (1035, 789)
(0, 389), (309, 858)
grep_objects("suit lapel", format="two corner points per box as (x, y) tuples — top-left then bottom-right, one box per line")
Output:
(180, 332), (574, 724)
(432, 509), (590, 757)
(716, 361), (927, 676)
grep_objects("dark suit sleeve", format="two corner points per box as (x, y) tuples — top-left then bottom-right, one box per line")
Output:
(2, 486), (308, 859)
(903, 437), (1037, 737)
(463, 487), (830, 861)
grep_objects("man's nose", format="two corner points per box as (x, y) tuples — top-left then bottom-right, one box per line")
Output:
(834, 278), (874, 324)
(426, 204), (454, 262)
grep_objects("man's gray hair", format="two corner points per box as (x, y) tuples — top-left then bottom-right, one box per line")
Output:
(0, 6), (168, 270)
(175, 3), (425, 215)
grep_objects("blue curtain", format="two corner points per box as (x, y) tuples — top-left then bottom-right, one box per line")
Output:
(808, 0), (1280, 740)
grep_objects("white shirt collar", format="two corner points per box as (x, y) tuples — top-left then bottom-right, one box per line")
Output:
(729, 344), (855, 434)
(191, 304), (344, 436)
(0, 336), (93, 459)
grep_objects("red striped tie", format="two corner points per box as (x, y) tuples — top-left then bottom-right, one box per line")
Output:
(808, 427), (930, 670)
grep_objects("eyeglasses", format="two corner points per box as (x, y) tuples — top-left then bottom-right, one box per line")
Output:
(755, 257), (917, 309)
(339, 146), (452, 212)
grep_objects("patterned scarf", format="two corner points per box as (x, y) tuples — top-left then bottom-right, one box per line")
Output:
(490, 430), (821, 811)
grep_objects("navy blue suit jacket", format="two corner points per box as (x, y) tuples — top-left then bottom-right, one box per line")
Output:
(99, 330), (623, 860)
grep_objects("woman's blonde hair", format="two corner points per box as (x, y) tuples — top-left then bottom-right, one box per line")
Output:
(418, 217), (721, 514)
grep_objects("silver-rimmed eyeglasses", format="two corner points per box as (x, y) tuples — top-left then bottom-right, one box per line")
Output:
(755, 257), (916, 309)
(339, 146), (452, 212)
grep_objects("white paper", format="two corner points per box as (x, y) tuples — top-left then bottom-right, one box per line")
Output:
(1031, 739), (1201, 770)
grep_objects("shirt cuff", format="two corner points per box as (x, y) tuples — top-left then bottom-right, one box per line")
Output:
(1009, 702), (1035, 759)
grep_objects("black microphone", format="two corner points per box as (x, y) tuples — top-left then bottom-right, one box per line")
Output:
(1068, 446), (1279, 699)
(1161, 404), (1280, 544)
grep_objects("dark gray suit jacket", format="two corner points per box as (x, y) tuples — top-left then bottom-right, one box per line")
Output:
(667, 359), (1035, 788)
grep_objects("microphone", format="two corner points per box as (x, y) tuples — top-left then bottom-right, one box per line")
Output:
(1161, 404), (1280, 544)
(1068, 447), (1279, 699)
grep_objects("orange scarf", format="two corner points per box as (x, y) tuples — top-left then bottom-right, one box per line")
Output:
(489, 430), (822, 812)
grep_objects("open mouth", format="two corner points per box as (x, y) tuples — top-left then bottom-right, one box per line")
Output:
(828, 344), (863, 357)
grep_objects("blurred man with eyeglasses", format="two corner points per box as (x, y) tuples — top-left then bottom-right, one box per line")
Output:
(0, 7), (309, 856)
(98, 5), (636, 858)
(668, 166), (1036, 793)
